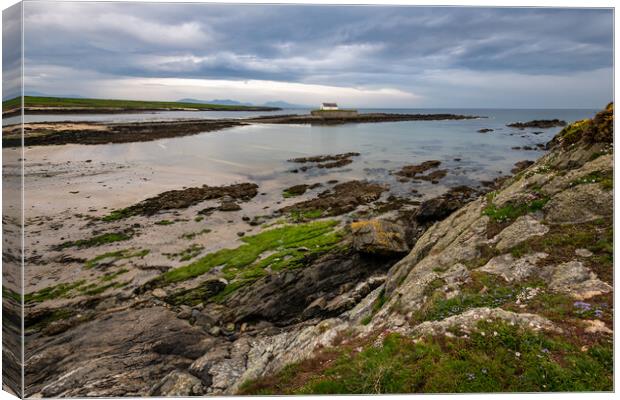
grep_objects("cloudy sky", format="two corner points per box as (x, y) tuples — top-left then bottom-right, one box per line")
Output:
(13, 2), (615, 108)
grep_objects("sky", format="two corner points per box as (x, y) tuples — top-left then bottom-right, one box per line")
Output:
(4, 1), (614, 108)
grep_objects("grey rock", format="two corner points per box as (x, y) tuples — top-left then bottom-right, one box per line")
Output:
(150, 370), (204, 396)
(479, 252), (548, 283)
(494, 215), (549, 251)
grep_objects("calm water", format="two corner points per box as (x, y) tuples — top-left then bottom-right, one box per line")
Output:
(28, 108), (598, 199)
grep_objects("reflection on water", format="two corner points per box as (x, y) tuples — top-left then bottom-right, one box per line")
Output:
(31, 108), (596, 198)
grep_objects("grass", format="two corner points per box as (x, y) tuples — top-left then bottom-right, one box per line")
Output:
(154, 219), (175, 226)
(240, 320), (612, 394)
(483, 193), (549, 223)
(84, 248), (149, 269)
(415, 272), (527, 322)
(55, 231), (132, 250)
(290, 209), (325, 223)
(2, 287), (22, 303)
(101, 209), (132, 222)
(570, 170), (612, 191)
(3, 96), (277, 112)
(149, 220), (343, 303)
(24, 280), (87, 303)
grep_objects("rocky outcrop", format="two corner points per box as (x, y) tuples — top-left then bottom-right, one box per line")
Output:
(350, 219), (409, 255)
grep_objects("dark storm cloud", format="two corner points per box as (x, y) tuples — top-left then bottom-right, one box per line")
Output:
(20, 2), (613, 107)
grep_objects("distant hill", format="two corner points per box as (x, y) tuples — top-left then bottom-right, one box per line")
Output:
(262, 101), (307, 109)
(178, 98), (308, 109)
(178, 98), (254, 106)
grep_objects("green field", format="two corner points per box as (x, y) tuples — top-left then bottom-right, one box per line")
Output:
(2, 96), (279, 112)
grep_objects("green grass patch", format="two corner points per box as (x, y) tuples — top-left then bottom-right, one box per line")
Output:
(415, 272), (536, 322)
(24, 280), (87, 303)
(101, 208), (133, 222)
(2, 287), (22, 303)
(84, 248), (149, 269)
(290, 209), (325, 223)
(55, 231), (132, 250)
(571, 170), (612, 191)
(150, 220), (343, 302)
(154, 219), (175, 226)
(483, 194), (549, 223)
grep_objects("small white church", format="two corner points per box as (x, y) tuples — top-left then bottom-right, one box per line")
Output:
(320, 102), (339, 111)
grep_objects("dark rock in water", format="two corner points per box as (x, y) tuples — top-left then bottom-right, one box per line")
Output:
(280, 180), (387, 217)
(522, 146), (534, 151)
(288, 152), (360, 164)
(507, 119), (566, 129)
(394, 160), (441, 178)
(288, 152), (360, 170)
(417, 169), (448, 182)
(477, 128), (494, 133)
(511, 160), (535, 174)
(351, 219), (409, 255)
(416, 186), (479, 224)
(512, 146), (522, 150)
(219, 197), (242, 212)
(283, 184), (309, 196)
(106, 183), (258, 218)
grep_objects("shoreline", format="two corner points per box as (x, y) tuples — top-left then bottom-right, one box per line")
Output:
(3, 112), (483, 147)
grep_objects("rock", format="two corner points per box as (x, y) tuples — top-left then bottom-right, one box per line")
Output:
(394, 160), (441, 178)
(28, 307), (211, 397)
(545, 261), (612, 300)
(301, 297), (328, 319)
(480, 253), (548, 283)
(494, 215), (549, 251)
(544, 184), (612, 224)
(219, 199), (242, 212)
(236, 232), (245, 237)
(177, 305), (192, 320)
(152, 288), (167, 298)
(150, 371), (204, 396)
(583, 319), (612, 335)
(415, 186), (478, 224)
(350, 219), (409, 255)
(209, 326), (222, 336)
(411, 307), (562, 337)
(106, 182), (258, 218)
(507, 119), (566, 129)
(477, 128), (494, 133)
(575, 248), (593, 258)
(189, 346), (230, 387)
(283, 184), (309, 196)
(280, 180), (386, 217)
(511, 160), (534, 174)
